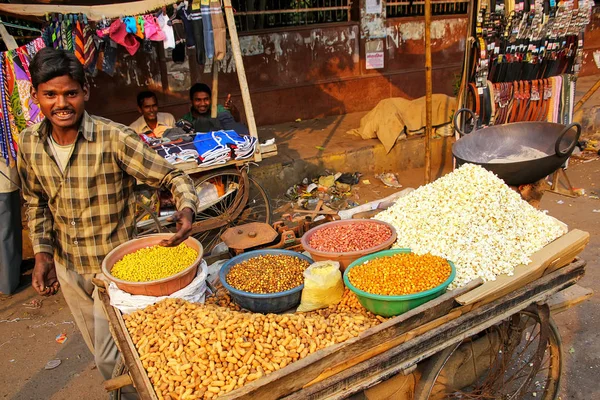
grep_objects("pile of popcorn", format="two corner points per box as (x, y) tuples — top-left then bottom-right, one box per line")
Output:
(374, 164), (567, 289)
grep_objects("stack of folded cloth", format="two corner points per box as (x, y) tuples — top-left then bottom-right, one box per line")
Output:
(154, 130), (257, 167)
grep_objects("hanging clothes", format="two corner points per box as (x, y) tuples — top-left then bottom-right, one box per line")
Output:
(201, 0), (214, 61)
(74, 20), (85, 64)
(83, 24), (97, 72)
(188, 0), (206, 65)
(157, 12), (176, 50)
(178, 5), (196, 47)
(210, 0), (226, 61)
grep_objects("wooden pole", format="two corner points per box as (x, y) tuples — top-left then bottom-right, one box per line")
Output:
(424, 0), (433, 183)
(574, 78), (600, 113)
(223, 0), (262, 162)
(211, 60), (219, 119)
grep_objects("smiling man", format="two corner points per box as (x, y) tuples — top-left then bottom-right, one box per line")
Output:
(181, 83), (246, 134)
(130, 91), (175, 137)
(17, 48), (198, 390)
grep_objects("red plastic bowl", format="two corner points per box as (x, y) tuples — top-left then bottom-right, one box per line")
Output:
(102, 234), (204, 296)
(301, 219), (397, 271)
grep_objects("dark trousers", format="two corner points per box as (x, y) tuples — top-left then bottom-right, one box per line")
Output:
(0, 190), (22, 294)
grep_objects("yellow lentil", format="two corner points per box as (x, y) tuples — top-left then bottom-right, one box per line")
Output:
(348, 253), (451, 296)
(111, 243), (198, 282)
(226, 255), (310, 294)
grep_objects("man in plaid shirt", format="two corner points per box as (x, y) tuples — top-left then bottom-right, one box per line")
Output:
(18, 48), (198, 390)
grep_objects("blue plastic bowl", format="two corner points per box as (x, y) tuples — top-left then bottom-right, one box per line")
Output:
(343, 248), (456, 317)
(219, 249), (314, 313)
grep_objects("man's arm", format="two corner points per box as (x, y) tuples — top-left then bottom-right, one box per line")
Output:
(17, 142), (59, 296)
(115, 128), (199, 245)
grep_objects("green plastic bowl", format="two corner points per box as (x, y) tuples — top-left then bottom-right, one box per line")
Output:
(343, 249), (456, 317)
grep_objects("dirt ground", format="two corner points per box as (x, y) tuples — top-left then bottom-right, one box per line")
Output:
(1, 156), (598, 400)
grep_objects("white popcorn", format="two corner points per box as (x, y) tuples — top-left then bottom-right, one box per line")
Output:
(374, 164), (566, 289)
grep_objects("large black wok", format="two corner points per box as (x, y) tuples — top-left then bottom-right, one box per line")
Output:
(452, 109), (581, 186)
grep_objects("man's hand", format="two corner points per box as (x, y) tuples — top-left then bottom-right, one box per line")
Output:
(224, 94), (233, 110)
(32, 252), (60, 296)
(160, 207), (195, 247)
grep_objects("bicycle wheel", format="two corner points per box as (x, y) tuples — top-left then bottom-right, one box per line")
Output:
(415, 305), (562, 400)
(192, 169), (271, 252)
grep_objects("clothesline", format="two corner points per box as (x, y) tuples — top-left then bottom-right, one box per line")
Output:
(0, 0), (176, 21)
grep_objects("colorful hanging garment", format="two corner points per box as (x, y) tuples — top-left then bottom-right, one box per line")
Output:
(3, 53), (26, 137)
(83, 24), (97, 71)
(7, 51), (31, 131)
(75, 20), (85, 64)
(15, 48), (43, 127)
(0, 56), (16, 166)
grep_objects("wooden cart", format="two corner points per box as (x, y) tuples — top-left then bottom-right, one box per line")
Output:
(98, 228), (591, 400)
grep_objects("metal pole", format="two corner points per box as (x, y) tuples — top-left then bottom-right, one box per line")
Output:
(424, 0), (432, 183)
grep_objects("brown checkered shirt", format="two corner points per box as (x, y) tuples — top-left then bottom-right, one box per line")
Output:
(18, 112), (198, 274)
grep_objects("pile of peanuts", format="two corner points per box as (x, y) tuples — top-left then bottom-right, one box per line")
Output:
(226, 255), (309, 293)
(308, 221), (393, 252)
(111, 243), (198, 282)
(348, 253), (452, 296)
(125, 291), (384, 399)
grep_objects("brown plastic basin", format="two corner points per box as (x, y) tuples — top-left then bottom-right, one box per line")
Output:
(301, 219), (397, 271)
(102, 234), (204, 296)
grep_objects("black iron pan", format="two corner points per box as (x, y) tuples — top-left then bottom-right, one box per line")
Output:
(452, 108), (581, 186)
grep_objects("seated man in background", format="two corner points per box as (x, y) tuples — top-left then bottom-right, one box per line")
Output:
(181, 83), (248, 135)
(130, 91), (176, 137)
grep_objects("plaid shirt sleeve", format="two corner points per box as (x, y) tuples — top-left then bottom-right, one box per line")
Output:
(17, 132), (55, 255)
(115, 128), (198, 214)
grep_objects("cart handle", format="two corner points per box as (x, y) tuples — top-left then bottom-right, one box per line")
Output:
(555, 122), (581, 157)
(453, 108), (479, 137)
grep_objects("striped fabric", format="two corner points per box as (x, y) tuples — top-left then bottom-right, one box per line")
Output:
(18, 113), (199, 274)
(74, 21), (85, 64)
(83, 24), (96, 70)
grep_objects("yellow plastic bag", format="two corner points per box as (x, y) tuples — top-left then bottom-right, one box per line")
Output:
(297, 261), (344, 312)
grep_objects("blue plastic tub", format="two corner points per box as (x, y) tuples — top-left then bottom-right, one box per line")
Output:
(343, 248), (456, 317)
(219, 249), (314, 313)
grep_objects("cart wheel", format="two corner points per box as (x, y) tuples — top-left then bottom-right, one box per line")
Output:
(192, 169), (271, 252)
(415, 305), (562, 400)
(134, 200), (166, 237)
(109, 356), (127, 400)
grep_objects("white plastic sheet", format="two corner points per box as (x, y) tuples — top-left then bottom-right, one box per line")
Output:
(108, 260), (208, 314)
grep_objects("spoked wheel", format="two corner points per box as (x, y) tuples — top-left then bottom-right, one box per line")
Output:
(191, 169), (271, 253)
(134, 200), (167, 237)
(415, 304), (562, 400)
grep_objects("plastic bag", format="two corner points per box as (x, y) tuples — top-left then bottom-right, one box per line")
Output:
(108, 260), (208, 314)
(297, 261), (344, 312)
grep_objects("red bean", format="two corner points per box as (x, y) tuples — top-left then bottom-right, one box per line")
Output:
(308, 222), (392, 253)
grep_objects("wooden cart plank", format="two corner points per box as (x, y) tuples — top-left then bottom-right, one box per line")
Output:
(220, 278), (483, 400)
(456, 229), (589, 306)
(98, 287), (158, 400)
(283, 259), (586, 400)
(548, 284), (594, 314)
